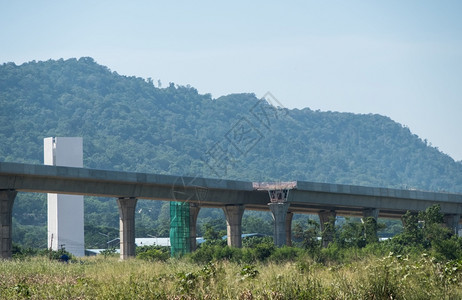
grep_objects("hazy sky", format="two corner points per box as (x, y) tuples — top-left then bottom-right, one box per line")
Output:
(2, 1), (462, 161)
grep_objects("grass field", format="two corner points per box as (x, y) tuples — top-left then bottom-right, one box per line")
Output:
(1, 253), (462, 299)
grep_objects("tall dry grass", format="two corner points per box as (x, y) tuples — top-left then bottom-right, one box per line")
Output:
(1, 253), (462, 299)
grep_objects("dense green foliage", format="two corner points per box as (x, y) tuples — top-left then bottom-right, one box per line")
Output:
(187, 205), (461, 264)
(2, 58), (462, 248)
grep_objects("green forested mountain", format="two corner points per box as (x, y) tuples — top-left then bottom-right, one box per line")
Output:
(2, 58), (462, 248)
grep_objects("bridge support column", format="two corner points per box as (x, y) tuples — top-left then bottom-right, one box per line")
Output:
(0, 190), (17, 259)
(286, 211), (294, 246)
(189, 204), (200, 251)
(362, 208), (380, 243)
(269, 202), (290, 247)
(117, 197), (137, 260)
(223, 205), (245, 247)
(319, 210), (336, 247)
(443, 214), (460, 235)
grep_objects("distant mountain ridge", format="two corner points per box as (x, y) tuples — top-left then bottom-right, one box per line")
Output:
(1, 57), (461, 192)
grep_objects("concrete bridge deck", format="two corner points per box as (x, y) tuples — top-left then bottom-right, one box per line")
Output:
(0, 161), (267, 208)
(1, 161), (462, 259)
(1, 161), (461, 216)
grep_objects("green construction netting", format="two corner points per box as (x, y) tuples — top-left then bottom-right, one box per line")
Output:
(169, 201), (190, 257)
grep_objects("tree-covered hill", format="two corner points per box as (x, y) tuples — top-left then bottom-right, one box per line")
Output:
(1, 57), (461, 190)
(2, 57), (462, 247)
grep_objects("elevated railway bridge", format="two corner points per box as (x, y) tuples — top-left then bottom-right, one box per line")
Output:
(1, 161), (461, 259)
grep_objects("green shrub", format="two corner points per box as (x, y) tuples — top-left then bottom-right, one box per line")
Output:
(213, 245), (236, 261)
(242, 236), (273, 248)
(100, 248), (118, 258)
(12, 243), (38, 259)
(269, 246), (302, 263)
(189, 244), (216, 263)
(136, 245), (170, 261)
(240, 264), (259, 280)
(253, 243), (275, 261)
(431, 235), (462, 261)
(38, 248), (74, 262)
(190, 239), (278, 264)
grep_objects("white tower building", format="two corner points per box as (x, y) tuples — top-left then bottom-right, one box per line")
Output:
(44, 137), (85, 257)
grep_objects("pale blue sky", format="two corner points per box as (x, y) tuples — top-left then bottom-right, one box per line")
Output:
(2, 1), (462, 160)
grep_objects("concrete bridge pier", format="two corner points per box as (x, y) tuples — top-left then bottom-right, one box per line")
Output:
(0, 190), (17, 259)
(286, 211), (294, 246)
(319, 210), (336, 247)
(189, 204), (201, 251)
(117, 197), (138, 260)
(362, 208), (380, 242)
(443, 214), (460, 235)
(269, 202), (290, 247)
(223, 204), (245, 247)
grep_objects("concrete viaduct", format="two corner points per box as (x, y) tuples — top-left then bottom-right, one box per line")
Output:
(1, 161), (462, 259)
